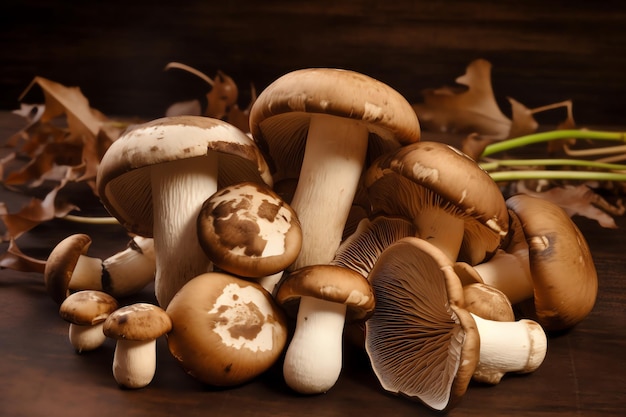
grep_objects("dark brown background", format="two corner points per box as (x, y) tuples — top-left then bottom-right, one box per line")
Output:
(1, 0), (625, 125)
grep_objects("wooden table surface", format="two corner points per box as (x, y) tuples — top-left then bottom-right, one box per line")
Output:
(1, 109), (625, 417)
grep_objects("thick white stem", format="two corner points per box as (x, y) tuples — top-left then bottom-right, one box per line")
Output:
(112, 339), (157, 389)
(414, 207), (465, 262)
(68, 322), (106, 353)
(68, 256), (104, 291)
(152, 155), (218, 308)
(473, 249), (534, 304)
(289, 115), (369, 270)
(283, 296), (347, 394)
(471, 313), (547, 384)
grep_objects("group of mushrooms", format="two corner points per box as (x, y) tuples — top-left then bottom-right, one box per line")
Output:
(45, 68), (598, 411)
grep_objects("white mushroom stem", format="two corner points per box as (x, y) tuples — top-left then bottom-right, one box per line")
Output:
(102, 236), (156, 297)
(256, 271), (284, 296)
(283, 296), (348, 394)
(471, 313), (547, 385)
(289, 114), (368, 270)
(151, 155), (218, 308)
(472, 248), (534, 304)
(111, 339), (158, 389)
(68, 322), (107, 353)
(67, 255), (104, 291)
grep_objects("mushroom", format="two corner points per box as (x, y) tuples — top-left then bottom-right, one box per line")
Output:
(462, 283), (515, 322)
(249, 68), (420, 270)
(166, 272), (288, 387)
(455, 194), (598, 332)
(58, 290), (119, 353)
(365, 237), (547, 411)
(364, 141), (509, 265)
(197, 181), (302, 294)
(102, 302), (172, 389)
(275, 264), (375, 394)
(44, 234), (156, 304)
(96, 115), (273, 308)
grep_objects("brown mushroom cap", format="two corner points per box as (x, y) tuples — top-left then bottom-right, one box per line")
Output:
(463, 283), (515, 322)
(59, 290), (118, 326)
(364, 141), (509, 264)
(44, 234), (93, 305)
(165, 272), (288, 386)
(506, 194), (598, 331)
(249, 68), (420, 179)
(197, 181), (302, 278)
(96, 115), (273, 237)
(275, 264), (375, 322)
(365, 237), (479, 411)
(103, 303), (171, 341)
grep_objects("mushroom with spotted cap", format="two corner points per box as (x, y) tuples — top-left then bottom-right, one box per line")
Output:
(197, 181), (302, 293)
(165, 272), (288, 386)
(58, 290), (119, 353)
(275, 264), (375, 394)
(103, 302), (172, 389)
(249, 68), (420, 270)
(96, 115), (272, 308)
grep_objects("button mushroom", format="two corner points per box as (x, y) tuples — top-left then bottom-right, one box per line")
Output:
(103, 302), (172, 389)
(96, 116), (273, 308)
(44, 234), (156, 304)
(249, 68), (420, 270)
(58, 290), (119, 353)
(275, 264), (375, 394)
(197, 181), (302, 294)
(365, 237), (547, 411)
(165, 272), (288, 387)
(364, 141), (509, 265)
(454, 193), (598, 332)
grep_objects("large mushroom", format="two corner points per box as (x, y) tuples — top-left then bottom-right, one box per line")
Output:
(196, 181), (302, 294)
(275, 264), (375, 394)
(365, 237), (546, 411)
(96, 116), (272, 308)
(455, 193), (598, 332)
(166, 272), (288, 387)
(249, 68), (420, 270)
(364, 141), (509, 265)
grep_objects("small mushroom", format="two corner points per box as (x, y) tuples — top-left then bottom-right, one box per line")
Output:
(44, 234), (156, 304)
(365, 237), (547, 411)
(103, 303), (172, 389)
(364, 141), (509, 265)
(455, 194), (598, 332)
(166, 272), (288, 387)
(96, 115), (273, 308)
(249, 68), (420, 270)
(58, 290), (119, 353)
(197, 181), (302, 293)
(275, 264), (375, 394)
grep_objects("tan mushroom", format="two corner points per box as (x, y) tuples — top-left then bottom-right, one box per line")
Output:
(96, 115), (272, 308)
(166, 272), (287, 387)
(58, 290), (119, 353)
(249, 68), (420, 270)
(103, 303), (172, 389)
(275, 264), (375, 394)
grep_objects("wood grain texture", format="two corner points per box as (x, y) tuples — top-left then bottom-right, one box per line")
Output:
(1, 0), (624, 125)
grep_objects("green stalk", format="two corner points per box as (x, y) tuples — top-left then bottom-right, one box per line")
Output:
(489, 170), (626, 183)
(481, 130), (626, 157)
(480, 159), (626, 172)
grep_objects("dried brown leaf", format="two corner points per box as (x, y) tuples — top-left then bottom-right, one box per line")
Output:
(0, 238), (46, 273)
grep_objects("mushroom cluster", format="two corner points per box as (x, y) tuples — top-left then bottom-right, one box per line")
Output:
(47, 67), (598, 411)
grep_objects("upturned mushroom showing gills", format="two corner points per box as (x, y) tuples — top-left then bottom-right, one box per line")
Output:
(275, 264), (375, 394)
(364, 141), (509, 265)
(365, 237), (547, 411)
(103, 303), (172, 389)
(249, 68), (421, 270)
(59, 290), (119, 353)
(96, 116), (273, 308)
(166, 272), (287, 387)
(197, 181), (302, 293)
(456, 193), (598, 332)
